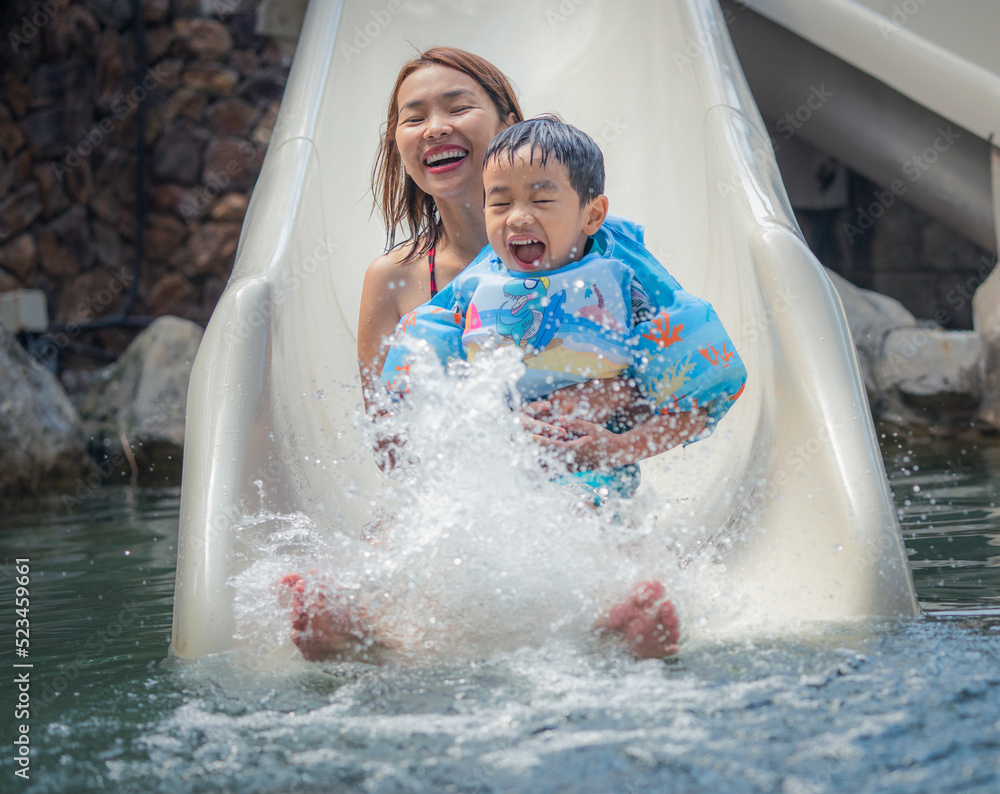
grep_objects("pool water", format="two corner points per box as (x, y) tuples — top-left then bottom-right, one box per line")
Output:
(2, 435), (998, 793)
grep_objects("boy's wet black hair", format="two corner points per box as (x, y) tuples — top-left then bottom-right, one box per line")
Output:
(483, 114), (605, 203)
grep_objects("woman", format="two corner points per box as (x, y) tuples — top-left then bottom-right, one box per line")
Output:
(357, 47), (523, 410)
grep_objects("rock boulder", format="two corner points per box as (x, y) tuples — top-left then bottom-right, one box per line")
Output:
(824, 267), (917, 402)
(875, 327), (982, 427)
(79, 315), (203, 482)
(0, 325), (88, 494)
(826, 267), (988, 431)
(973, 264), (1000, 431)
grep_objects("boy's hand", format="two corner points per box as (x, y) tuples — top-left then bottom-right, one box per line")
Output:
(532, 409), (708, 471)
(531, 418), (629, 470)
(517, 413), (571, 440)
(525, 377), (650, 427)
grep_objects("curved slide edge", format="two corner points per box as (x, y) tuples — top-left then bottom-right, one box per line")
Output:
(171, 276), (270, 658)
(667, 0), (917, 623)
(701, 108), (916, 621)
(172, 1), (386, 659)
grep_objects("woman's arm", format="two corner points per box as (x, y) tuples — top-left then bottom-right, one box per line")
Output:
(357, 251), (414, 414)
(358, 248), (467, 471)
(357, 252), (415, 472)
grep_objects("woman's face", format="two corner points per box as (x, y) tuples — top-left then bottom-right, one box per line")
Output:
(394, 64), (508, 202)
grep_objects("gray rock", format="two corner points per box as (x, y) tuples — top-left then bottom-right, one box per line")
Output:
(973, 265), (1000, 431)
(825, 267), (988, 430)
(0, 182), (42, 240)
(824, 267), (917, 401)
(19, 103), (95, 161)
(875, 327), (982, 425)
(0, 324), (88, 494)
(79, 315), (203, 480)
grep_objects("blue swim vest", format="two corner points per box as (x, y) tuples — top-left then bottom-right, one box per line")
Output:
(381, 215), (746, 444)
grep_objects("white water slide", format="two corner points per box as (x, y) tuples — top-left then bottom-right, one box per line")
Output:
(171, 0), (998, 658)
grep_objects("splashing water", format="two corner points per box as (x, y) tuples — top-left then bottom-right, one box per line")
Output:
(230, 346), (711, 663)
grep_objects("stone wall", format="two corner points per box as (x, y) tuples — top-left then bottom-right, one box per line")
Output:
(0, 0), (287, 369)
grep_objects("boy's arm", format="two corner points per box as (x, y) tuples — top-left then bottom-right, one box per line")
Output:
(606, 214), (747, 443)
(524, 217), (745, 469)
(527, 282), (745, 470)
(627, 272), (746, 445)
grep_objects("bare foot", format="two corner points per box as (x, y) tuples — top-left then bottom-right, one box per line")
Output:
(602, 580), (680, 658)
(279, 572), (378, 662)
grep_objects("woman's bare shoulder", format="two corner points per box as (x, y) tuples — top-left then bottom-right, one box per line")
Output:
(360, 244), (429, 326)
(363, 246), (429, 310)
(366, 246), (420, 278)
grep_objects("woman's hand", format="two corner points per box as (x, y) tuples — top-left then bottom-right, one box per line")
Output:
(365, 407), (405, 474)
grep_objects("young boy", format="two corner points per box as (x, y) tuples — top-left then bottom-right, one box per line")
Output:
(380, 116), (746, 503)
(284, 118), (745, 662)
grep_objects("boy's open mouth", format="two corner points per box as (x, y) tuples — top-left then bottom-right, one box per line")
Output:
(423, 147), (468, 172)
(509, 237), (546, 267)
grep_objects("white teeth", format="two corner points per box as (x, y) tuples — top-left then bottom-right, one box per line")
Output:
(511, 238), (541, 245)
(425, 149), (467, 165)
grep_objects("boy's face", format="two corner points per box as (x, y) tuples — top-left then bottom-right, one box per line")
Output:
(484, 146), (608, 273)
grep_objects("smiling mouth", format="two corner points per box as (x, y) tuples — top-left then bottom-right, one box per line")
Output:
(423, 148), (469, 170)
(509, 238), (546, 267)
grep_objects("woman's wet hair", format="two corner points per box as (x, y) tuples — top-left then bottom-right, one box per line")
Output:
(484, 115), (605, 203)
(372, 47), (524, 259)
